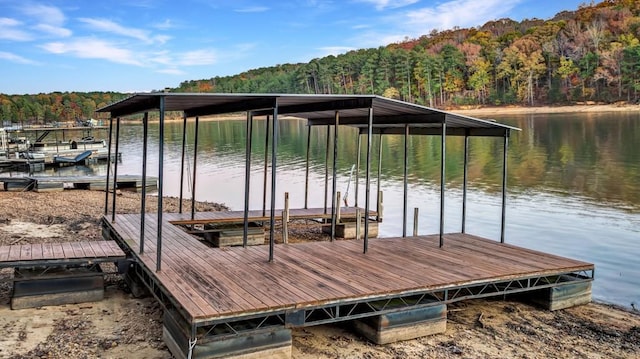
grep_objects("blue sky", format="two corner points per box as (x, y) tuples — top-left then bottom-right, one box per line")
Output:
(0, 0), (585, 94)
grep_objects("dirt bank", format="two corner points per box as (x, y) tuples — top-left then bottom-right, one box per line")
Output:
(453, 103), (640, 117)
(0, 190), (638, 358)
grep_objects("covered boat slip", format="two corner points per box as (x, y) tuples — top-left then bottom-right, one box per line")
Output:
(97, 93), (594, 358)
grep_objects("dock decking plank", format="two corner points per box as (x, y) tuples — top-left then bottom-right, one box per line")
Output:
(0, 245), (9, 262)
(103, 213), (594, 327)
(41, 242), (54, 259)
(19, 244), (32, 261)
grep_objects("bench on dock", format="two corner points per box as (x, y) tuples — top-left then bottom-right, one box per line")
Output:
(167, 206), (380, 245)
(0, 241), (126, 309)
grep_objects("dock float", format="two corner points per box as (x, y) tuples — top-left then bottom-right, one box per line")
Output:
(0, 175), (157, 192)
(0, 241), (126, 309)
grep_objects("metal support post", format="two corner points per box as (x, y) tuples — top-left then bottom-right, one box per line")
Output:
(376, 133), (382, 222)
(501, 132), (509, 243)
(403, 124), (409, 237)
(355, 133), (361, 208)
(439, 120), (446, 248)
(104, 117), (113, 215)
(364, 107), (373, 253)
(462, 132), (469, 233)
(324, 125), (330, 214)
(282, 192), (289, 244)
(304, 125), (311, 209)
(140, 112), (149, 254)
(157, 97), (165, 272)
(413, 207), (419, 237)
(243, 112), (253, 248)
(190, 117), (200, 220)
(330, 111), (339, 241)
(268, 105), (278, 262)
(111, 117), (121, 222)
(262, 116), (270, 216)
(178, 115), (187, 213)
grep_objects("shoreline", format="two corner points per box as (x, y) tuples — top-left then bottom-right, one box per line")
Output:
(452, 103), (640, 117)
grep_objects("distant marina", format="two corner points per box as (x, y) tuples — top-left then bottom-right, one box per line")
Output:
(0, 121), (119, 172)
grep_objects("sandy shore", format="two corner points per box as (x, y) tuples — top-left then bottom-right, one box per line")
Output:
(453, 103), (640, 117)
(0, 190), (639, 358)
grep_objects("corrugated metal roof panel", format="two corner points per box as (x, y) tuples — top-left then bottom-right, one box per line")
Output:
(97, 93), (519, 136)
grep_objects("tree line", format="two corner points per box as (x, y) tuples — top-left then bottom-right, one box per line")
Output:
(0, 92), (127, 124)
(2, 0), (639, 124)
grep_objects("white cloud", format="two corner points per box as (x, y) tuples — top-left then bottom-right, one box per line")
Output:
(21, 4), (66, 26)
(357, 0), (419, 11)
(0, 51), (38, 65)
(404, 0), (522, 32)
(235, 6), (269, 13)
(0, 17), (33, 41)
(35, 24), (72, 37)
(78, 18), (153, 43)
(153, 34), (172, 45)
(157, 68), (186, 75)
(153, 19), (176, 30)
(41, 38), (143, 66)
(178, 49), (217, 66)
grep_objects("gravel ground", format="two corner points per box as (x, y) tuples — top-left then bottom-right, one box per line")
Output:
(0, 189), (639, 358)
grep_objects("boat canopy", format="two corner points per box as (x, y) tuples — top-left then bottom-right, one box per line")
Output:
(97, 93), (519, 137)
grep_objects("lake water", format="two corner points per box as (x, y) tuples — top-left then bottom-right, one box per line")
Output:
(23, 112), (640, 309)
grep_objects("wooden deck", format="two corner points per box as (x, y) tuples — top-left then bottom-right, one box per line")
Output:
(0, 240), (125, 268)
(165, 207), (377, 225)
(104, 213), (593, 325)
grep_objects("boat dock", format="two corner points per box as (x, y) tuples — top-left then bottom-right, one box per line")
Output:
(103, 213), (593, 358)
(0, 175), (157, 192)
(96, 93), (596, 359)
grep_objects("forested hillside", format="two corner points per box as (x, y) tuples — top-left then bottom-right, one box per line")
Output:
(178, 0), (640, 107)
(1, 0), (639, 123)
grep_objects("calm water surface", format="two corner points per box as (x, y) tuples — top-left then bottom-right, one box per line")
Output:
(31, 112), (640, 309)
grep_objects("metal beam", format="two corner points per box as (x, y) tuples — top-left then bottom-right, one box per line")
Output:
(185, 97), (277, 117)
(307, 113), (443, 127)
(109, 96), (160, 118)
(255, 97), (373, 117)
(356, 126), (508, 137)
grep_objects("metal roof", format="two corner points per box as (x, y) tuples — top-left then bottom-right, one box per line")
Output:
(97, 93), (519, 137)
